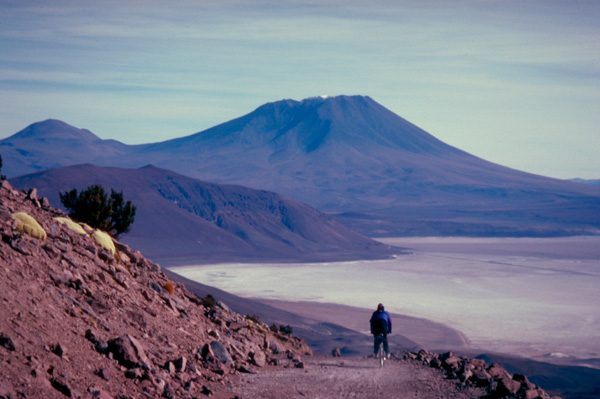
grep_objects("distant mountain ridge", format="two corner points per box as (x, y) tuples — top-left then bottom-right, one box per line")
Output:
(3, 95), (600, 236)
(570, 178), (600, 187)
(11, 164), (396, 265)
(0, 119), (128, 174)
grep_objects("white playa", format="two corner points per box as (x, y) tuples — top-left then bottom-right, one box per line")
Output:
(170, 236), (600, 362)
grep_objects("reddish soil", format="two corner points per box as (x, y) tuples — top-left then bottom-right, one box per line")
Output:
(227, 354), (484, 399)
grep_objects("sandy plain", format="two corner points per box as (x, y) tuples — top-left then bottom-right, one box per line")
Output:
(171, 236), (600, 366)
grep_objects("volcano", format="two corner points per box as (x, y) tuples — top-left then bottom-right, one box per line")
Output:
(3, 95), (600, 236)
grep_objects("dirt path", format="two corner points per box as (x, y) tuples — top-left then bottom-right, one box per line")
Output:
(227, 355), (484, 399)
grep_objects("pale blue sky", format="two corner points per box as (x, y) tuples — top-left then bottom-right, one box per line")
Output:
(1, 0), (598, 178)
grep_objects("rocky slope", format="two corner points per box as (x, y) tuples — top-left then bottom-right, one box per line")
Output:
(0, 179), (561, 399)
(0, 179), (311, 399)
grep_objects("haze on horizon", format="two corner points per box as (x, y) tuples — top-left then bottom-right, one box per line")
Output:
(1, 0), (598, 179)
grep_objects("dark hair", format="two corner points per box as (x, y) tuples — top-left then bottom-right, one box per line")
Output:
(377, 303), (384, 311)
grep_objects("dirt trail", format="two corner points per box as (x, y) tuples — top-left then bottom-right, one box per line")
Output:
(227, 355), (484, 399)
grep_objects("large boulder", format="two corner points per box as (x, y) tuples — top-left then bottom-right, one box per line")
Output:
(250, 350), (267, 367)
(491, 375), (521, 397)
(107, 335), (151, 370)
(203, 341), (233, 367)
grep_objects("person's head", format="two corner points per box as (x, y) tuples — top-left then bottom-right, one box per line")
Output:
(377, 303), (384, 312)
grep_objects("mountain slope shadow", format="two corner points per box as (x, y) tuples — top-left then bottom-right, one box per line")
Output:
(10, 164), (401, 265)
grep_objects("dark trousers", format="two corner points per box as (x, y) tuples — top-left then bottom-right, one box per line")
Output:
(373, 334), (388, 355)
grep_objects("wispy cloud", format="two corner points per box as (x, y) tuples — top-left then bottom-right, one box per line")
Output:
(1, 0), (599, 178)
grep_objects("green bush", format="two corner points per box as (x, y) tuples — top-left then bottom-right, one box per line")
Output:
(245, 314), (260, 323)
(59, 184), (136, 238)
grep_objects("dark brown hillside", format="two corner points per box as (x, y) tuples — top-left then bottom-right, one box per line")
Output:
(10, 164), (399, 266)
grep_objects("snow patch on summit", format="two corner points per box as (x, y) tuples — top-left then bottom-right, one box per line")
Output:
(305, 95), (331, 101)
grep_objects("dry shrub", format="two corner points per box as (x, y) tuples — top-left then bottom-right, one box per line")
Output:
(164, 281), (175, 295)
(279, 324), (293, 335)
(203, 294), (216, 308)
(270, 323), (293, 335)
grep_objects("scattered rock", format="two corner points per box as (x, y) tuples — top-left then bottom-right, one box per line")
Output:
(88, 386), (114, 399)
(52, 343), (66, 358)
(94, 368), (111, 381)
(207, 341), (233, 366)
(250, 350), (266, 367)
(50, 375), (72, 397)
(399, 350), (557, 399)
(471, 367), (492, 387)
(124, 367), (144, 380)
(173, 356), (187, 372)
(149, 282), (162, 293)
(0, 333), (15, 351)
(107, 335), (151, 370)
(488, 363), (511, 379)
(492, 374), (522, 397)
(26, 188), (38, 201)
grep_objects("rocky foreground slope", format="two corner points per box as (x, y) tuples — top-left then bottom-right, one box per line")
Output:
(0, 179), (559, 399)
(0, 179), (310, 399)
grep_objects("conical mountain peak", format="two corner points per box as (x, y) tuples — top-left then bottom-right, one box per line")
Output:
(8, 119), (101, 142)
(237, 94), (461, 155)
(4, 95), (600, 238)
(0, 119), (127, 177)
(168, 94), (458, 156)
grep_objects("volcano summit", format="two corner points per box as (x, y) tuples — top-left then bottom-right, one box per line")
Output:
(3, 95), (599, 237)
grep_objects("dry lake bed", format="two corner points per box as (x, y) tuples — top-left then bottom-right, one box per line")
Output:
(171, 236), (600, 367)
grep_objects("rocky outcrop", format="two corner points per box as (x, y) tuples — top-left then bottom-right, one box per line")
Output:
(0, 179), (311, 398)
(400, 349), (559, 399)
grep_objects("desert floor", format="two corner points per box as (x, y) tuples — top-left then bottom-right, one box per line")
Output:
(171, 236), (600, 367)
(226, 354), (484, 399)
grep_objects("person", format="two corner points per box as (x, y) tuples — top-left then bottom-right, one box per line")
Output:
(370, 303), (392, 359)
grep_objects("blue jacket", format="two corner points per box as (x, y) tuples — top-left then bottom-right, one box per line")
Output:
(370, 310), (392, 335)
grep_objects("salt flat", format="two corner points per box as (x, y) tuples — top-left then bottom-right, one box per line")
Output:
(171, 236), (600, 363)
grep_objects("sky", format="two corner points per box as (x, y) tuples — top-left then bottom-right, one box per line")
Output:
(1, 0), (599, 179)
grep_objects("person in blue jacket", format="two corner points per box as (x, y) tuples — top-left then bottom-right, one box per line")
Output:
(370, 303), (392, 359)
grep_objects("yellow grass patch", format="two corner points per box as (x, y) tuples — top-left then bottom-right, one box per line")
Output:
(92, 229), (115, 255)
(54, 217), (89, 236)
(11, 212), (47, 240)
(80, 223), (94, 234)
